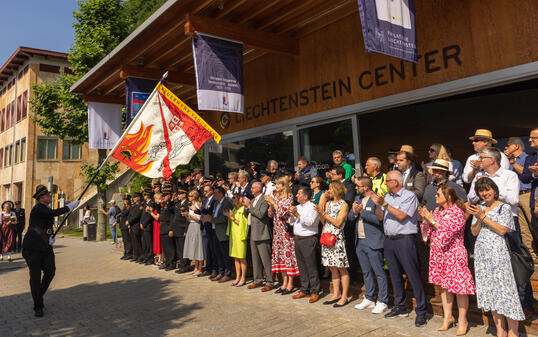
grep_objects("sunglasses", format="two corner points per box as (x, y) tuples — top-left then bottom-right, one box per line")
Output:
(428, 148), (436, 152)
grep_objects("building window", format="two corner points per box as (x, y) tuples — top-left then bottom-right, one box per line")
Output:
(37, 137), (58, 160)
(6, 103), (11, 128)
(0, 108), (4, 132)
(22, 90), (28, 120)
(20, 138), (26, 162)
(16, 95), (22, 122)
(0, 148), (3, 168)
(6, 144), (13, 166)
(39, 64), (60, 74)
(15, 141), (20, 164)
(62, 139), (81, 160)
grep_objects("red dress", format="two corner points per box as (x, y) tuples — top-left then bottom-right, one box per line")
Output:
(153, 209), (162, 255)
(421, 204), (475, 295)
(271, 195), (299, 276)
(1, 212), (16, 253)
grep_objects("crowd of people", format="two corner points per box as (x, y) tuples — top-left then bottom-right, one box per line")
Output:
(0, 200), (26, 262)
(101, 128), (536, 336)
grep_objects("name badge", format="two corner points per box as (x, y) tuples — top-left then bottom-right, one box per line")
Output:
(407, 182), (413, 187)
(365, 207), (372, 211)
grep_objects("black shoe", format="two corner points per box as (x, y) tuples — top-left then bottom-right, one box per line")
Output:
(175, 267), (188, 274)
(158, 264), (168, 270)
(120, 256), (128, 260)
(274, 288), (283, 294)
(415, 314), (427, 327)
(322, 297), (341, 305)
(281, 289), (291, 295)
(34, 308), (44, 317)
(333, 300), (348, 308)
(165, 266), (175, 271)
(144, 261), (153, 265)
(384, 307), (409, 319)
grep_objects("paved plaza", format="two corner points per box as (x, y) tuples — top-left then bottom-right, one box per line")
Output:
(0, 237), (533, 336)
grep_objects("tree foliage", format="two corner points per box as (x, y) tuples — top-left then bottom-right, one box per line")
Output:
(30, 73), (88, 143)
(81, 161), (120, 191)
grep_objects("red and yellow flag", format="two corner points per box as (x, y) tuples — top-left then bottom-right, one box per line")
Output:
(111, 83), (220, 178)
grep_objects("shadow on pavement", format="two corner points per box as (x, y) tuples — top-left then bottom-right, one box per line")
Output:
(1, 277), (202, 336)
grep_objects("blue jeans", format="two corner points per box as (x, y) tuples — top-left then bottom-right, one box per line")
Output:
(355, 240), (388, 304)
(109, 223), (117, 243)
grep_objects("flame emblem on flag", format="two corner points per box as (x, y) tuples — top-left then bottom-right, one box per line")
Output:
(116, 122), (154, 173)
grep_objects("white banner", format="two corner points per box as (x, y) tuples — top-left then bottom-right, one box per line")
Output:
(88, 102), (122, 149)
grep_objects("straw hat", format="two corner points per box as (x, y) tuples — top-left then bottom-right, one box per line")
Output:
(469, 129), (497, 144)
(399, 145), (415, 156)
(427, 159), (451, 172)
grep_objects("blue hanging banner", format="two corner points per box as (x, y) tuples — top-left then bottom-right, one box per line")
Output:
(192, 33), (244, 114)
(357, 0), (418, 63)
(125, 77), (158, 126)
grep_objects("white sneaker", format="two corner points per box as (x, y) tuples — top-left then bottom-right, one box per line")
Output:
(371, 302), (388, 314)
(354, 298), (375, 310)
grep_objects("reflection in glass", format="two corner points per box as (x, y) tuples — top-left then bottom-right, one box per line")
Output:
(209, 131), (294, 176)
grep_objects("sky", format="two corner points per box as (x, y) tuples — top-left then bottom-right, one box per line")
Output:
(0, 1), (78, 65)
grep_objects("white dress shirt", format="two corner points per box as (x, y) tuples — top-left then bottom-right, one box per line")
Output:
(263, 181), (276, 196)
(290, 201), (320, 236)
(467, 167), (519, 216)
(463, 152), (510, 183)
(247, 194), (262, 225)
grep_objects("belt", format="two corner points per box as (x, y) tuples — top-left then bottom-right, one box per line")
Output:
(385, 234), (415, 240)
(294, 235), (316, 240)
(520, 190), (531, 195)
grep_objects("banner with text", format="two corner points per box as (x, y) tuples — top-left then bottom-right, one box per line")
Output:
(192, 33), (244, 113)
(125, 77), (158, 126)
(88, 102), (122, 149)
(357, 0), (417, 62)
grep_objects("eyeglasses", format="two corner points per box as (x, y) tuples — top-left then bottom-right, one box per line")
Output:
(478, 156), (492, 160)
(386, 179), (396, 183)
(428, 148), (436, 152)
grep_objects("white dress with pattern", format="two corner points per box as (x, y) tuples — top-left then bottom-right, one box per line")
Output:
(321, 200), (349, 268)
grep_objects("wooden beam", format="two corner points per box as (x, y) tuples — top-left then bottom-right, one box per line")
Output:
(184, 14), (299, 56)
(83, 94), (125, 105)
(120, 65), (196, 86)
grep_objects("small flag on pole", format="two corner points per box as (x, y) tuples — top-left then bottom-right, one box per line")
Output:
(111, 82), (220, 179)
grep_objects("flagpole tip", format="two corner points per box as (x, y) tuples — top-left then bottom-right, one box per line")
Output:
(162, 71), (169, 79)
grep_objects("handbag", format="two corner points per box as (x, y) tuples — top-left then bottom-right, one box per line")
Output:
(320, 232), (337, 247)
(499, 205), (535, 287)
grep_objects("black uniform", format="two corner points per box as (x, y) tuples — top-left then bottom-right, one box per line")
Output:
(159, 200), (175, 270)
(14, 207), (26, 251)
(128, 201), (143, 260)
(118, 206), (132, 259)
(22, 203), (69, 311)
(171, 198), (189, 271)
(140, 200), (154, 263)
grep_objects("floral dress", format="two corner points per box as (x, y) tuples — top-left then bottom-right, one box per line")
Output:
(321, 200), (349, 268)
(474, 203), (524, 321)
(421, 204), (475, 294)
(0, 211), (16, 253)
(271, 194), (299, 276)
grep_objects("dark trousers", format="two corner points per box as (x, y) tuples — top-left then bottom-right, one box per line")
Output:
(121, 228), (132, 257)
(142, 231), (153, 261)
(15, 225), (24, 251)
(294, 236), (320, 294)
(356, 240), (388, 303)
(23, 248), (55, 310)
(130, 227), (142, 259)
(507, 217), (534, 312)
(161, 234), (176, 267)
(384, 235), (426, 315)
(209, 230), (231, 276)
(173, 235), (189, 268)
(202, 224), (216, 273)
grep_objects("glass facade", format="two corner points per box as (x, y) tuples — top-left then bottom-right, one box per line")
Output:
(208, 131), (294, 176)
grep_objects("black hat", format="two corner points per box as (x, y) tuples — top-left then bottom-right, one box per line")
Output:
(33, 184), (50, 200)
(134, 192), (142, 198)
(162, 188), (172, 196)
(177, 184), (188, 194)
(123, 194), (132, 200)
(143, 187), (153, 196)
(2, 201), (14, 209)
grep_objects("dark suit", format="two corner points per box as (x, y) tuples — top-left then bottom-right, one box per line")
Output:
(348, 195), (388, 304)
(128, 201), (143, 260)
(172, 199), (189, 268)
(201, 196), (217, 273)
(159, 201), (175, 268)
(238, 183), (253, 199)
(140, 200), (154, 261)
(211, 197), (234, 276)
(402, 167), (427, 201)
(118, 207), (132, 258)
(14, 208), (26, 251)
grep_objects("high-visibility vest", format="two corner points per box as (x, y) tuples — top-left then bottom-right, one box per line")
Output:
(370, 173), (388, 196)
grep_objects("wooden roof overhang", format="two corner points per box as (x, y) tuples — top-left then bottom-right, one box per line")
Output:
(0, 47), (68, 87)
(70, 0), (358, 107)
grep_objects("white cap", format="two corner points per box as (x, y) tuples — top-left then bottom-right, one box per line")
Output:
(108, 200), (115, 204)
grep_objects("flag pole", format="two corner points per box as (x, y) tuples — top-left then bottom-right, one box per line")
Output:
(53, 72), (170, 237)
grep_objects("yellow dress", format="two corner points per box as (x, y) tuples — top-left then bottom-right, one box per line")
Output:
(226, 206), (248, 259)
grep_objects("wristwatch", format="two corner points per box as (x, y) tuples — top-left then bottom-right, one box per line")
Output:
(382, 202), (389, 208)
